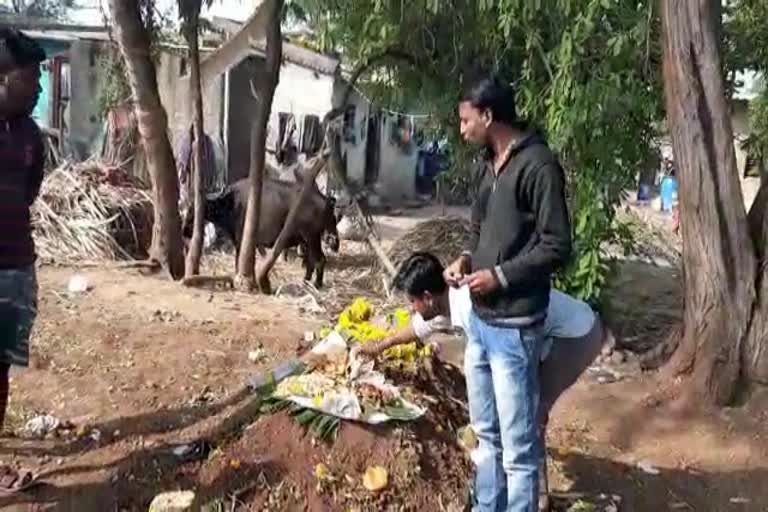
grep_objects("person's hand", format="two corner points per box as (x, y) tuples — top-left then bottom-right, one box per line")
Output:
(444, 255), (470, 287)
(462, 269), (499, 295)
(353, 342), (382, 358)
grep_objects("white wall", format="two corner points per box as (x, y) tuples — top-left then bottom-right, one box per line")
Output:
(267, 61), (336, 162)
(271, 61), (335, 118)
(375, 115), (418, 201)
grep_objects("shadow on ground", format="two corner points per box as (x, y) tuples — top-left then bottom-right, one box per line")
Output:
(551, 450), (767, 511)
(0, 385), (272, 511)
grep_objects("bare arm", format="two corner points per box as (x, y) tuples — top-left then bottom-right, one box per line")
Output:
(358, 325), (419, 356)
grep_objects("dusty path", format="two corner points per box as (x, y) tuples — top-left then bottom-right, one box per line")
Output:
(0, 214), (766, 510)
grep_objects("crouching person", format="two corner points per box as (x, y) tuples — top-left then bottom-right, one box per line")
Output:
(356, 253), (605, 511)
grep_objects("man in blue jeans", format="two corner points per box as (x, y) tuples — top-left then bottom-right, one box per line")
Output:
(445, 75), (572, 511)
(356, 253), (602, 511)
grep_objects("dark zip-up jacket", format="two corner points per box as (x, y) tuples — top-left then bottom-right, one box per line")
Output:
(464, 132), (571, 324)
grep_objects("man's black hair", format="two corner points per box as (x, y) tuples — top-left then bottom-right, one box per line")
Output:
(460, 74), (519, 127)
(392, 252), (447, 297)
(0, 29), (46, 71)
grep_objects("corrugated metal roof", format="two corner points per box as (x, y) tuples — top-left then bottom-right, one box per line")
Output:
(250, 39), (339, 76)
(17, 29), (110, 42)
(210, 16), (339, 76)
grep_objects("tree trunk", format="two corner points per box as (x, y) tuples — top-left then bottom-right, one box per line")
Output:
(661, 0), (756, 405)
(110, 0), (185, 279)
(256, 154), (328, 294)
(183, 3), (206, 278)
(200, 0), (277, 88)
(235, 0), (283, 290)
(744, 169), (768, 384)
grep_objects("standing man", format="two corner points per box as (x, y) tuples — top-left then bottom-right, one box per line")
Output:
(0, 28), (46, 450)
(445, 76), (572, 511)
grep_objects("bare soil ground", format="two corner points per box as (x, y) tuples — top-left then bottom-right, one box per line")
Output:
(0, 206), (766, 511)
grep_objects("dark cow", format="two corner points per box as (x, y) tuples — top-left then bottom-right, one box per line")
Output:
(182, 173), (340, 288)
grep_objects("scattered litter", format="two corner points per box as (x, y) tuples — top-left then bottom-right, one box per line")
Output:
(152, 309), (181, 323)
(314, 463), (334, 482)
(588, 366), (623, 384)
(248, 349), (269, 364)
(22, 414), (61, 438)
(296, 293), (325, 315)
(89, 429), (102, 443)
(187, 386), (216, 407)
(304, 331), (316, 343)
(729, 497), (751, 504)
(274, 332), (424, 424)
(148, 490), (196, 512)
(170, 440), (213, 463)
(610, 351), (627, 365)
(362, 466), (388, 492)
(67, 275), (91, 295)
(636, 460), (660, 475)
(457, 425), (479, 451)
(568, 500), (596, 512)
(203, 222), (217, 249)
(275, 282), (307, 298)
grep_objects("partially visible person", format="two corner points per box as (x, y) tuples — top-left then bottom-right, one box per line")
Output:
(0, 28), (46, 492)
(357, 253), (604, 511)
(445, 75), (571, 511)
(176, 125), (216, 211)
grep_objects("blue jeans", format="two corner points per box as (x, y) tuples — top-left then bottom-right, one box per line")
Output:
(465, 310), (544, 512)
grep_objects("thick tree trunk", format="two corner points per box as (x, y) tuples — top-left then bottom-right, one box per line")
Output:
(256, 154), (328, 294)
(661, 0), (756, 405)
(744, 173), (768, 384)
(235, 0), (283, 291)
(183, 4), (206, 278)
(110, 0), (185, 279)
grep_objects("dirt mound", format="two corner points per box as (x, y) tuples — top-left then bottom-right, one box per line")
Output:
(198, 361), (472, 511)
(386, 216), (471, 270)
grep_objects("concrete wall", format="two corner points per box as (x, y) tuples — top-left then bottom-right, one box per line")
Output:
(375, 115), (418, 201)
(224, 59), (337, 183)
(156, 50), (226, 156)
(732, 99), (751, 136)
(273, 61), (335, 119)
(225, 56), (262, 183)
(67, 40), (104, 159)
(732, 99), (751, 175)
(331, 76), (369, 186)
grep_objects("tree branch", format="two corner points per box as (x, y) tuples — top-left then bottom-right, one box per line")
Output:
(324, 47), (419, 124)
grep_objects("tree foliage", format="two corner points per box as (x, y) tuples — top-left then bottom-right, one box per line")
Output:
(726, 0), (768, 167)
(4, 0), (72, 18)
(297, 0), (664, 301)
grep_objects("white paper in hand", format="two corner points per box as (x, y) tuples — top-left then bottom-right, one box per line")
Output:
(448, 285), (472, 332)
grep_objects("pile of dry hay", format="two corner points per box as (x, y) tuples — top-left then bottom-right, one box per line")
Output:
(385, 216), (471, 271)
(33, 161), (154, 264)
